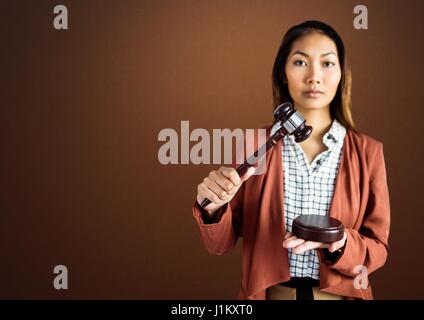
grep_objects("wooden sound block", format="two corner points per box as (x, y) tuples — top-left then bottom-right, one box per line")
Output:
(292, 214), (344, 243)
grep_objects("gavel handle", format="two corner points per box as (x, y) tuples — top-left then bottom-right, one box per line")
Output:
(200, 131), (283, 208)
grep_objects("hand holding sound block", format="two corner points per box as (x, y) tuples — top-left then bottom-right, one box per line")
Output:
(292, 214), (344, 243)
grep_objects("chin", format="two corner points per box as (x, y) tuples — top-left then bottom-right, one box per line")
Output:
(296, 99), (330, 110)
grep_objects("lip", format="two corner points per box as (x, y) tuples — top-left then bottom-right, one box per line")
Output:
(303, 90), (324, 98)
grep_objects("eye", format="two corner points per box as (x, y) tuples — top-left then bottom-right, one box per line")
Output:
(294, 60), (307, 67)
(323, 61), (336, 68)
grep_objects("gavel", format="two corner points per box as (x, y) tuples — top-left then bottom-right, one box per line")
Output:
(200, 102), (313, 209)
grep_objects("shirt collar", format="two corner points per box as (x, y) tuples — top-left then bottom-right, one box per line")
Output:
(322, 119), (346, 149)
(284, 118), (346, 150)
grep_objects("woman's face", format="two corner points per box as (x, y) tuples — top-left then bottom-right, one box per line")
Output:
(284, 32), (342, 111)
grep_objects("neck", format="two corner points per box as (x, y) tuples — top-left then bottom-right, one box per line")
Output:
(296, 105), (333, 141)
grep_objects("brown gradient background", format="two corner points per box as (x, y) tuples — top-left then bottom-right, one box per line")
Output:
(1, 0), (423, 299)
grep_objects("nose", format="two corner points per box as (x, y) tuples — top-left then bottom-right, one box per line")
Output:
(306, 64), (322, 85)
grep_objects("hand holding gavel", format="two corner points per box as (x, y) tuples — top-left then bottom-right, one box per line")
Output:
(196, 102), (313, 217)
(196, 166), (256, 216)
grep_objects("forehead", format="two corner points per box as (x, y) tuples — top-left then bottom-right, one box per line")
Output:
(290, 32), (338, 56)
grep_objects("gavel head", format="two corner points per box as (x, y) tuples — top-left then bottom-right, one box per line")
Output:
(273, 102), (313, 142)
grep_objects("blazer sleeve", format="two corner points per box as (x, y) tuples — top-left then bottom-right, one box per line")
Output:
(322, 142), (391, 277)
(192, 179), (245, 255)
(192, 125), (269, 255)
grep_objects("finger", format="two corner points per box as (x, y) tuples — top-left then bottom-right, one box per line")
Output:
(328, 240), (341, 252)
(220, 167), (241, 186)
(208, 171), (236, 196)
(328, 243), (338, 253)
(197, 194), (220, 212)
(240, 167), (255, 182)
(329, 232), (347, 252)
(329, 233), (346, 252)
(284, 232), (293, 239)
(283, 237), (305, 249)
(293, 241), (327, 254)
(202, 177), (229, 201)
(284, 234), (299, 242)
(198, 181), (222, 204)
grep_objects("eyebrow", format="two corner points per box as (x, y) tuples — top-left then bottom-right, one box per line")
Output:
(291, 50), (337, 58)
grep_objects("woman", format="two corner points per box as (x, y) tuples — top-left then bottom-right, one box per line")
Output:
(192, 20), (390, 300)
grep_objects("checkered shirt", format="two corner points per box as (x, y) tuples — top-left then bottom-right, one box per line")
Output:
(271, 118), (346, 279)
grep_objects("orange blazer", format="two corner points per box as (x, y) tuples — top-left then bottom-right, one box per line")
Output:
(192, 125), (390, 300)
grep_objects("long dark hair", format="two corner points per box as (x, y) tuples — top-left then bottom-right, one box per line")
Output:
(272, 20), (355, 131)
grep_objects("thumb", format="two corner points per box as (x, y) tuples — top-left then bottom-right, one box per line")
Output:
(328, 243), (337, 253)
(240, 166), (255, 183)
(328, 241), (341, 253)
